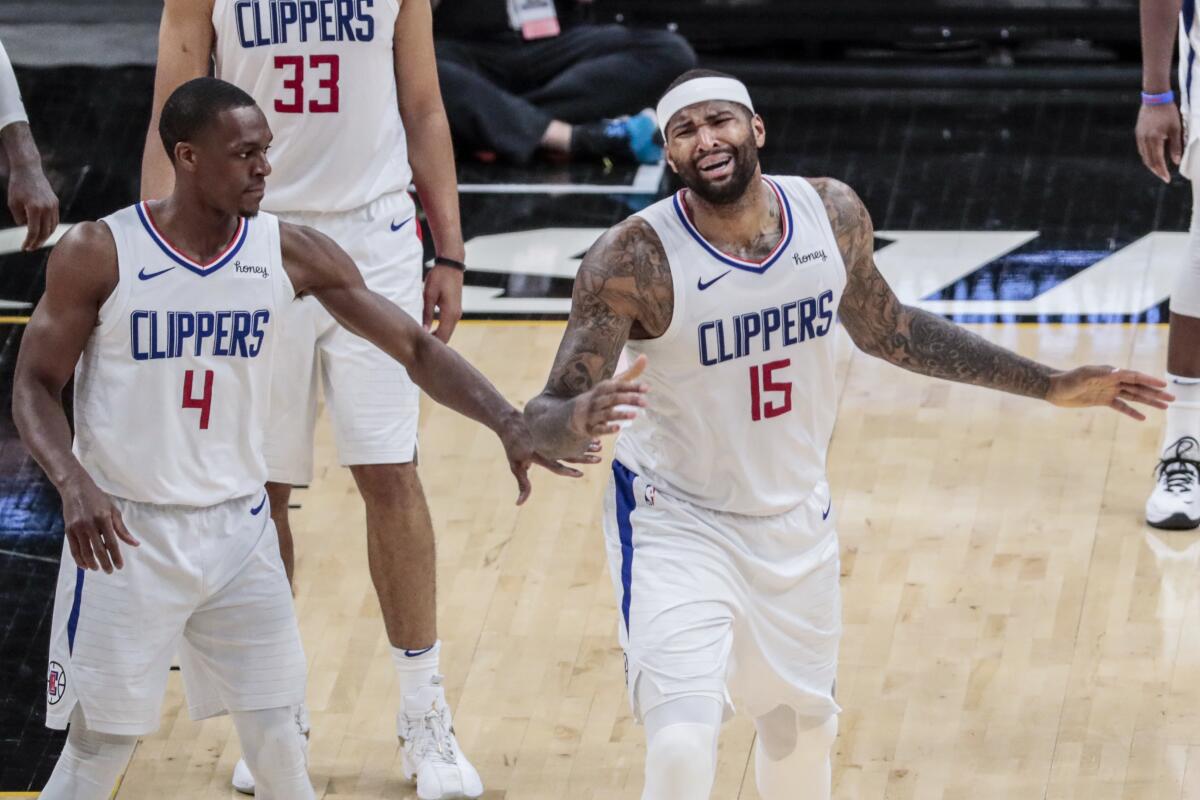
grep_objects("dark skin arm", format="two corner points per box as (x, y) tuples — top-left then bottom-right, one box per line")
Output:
(395, 0), (465, 343)
(2, 121), (59, 251)
(1136, 0), (1184, 182)
(280, 222), (579, 502)
(524, 218), (668, 460)
(12, 222), (140, 572)
(817, 177), (1174, 418)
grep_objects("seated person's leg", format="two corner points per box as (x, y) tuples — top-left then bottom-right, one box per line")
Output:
(435, 53), (552, 164)
(522, 25), (697, 122)
(753, 704), (838, 800)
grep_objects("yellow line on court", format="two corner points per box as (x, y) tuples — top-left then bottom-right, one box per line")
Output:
(0, 316), (30, 324)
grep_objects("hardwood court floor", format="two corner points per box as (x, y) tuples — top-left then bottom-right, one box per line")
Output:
(111, 320), (1200, 800)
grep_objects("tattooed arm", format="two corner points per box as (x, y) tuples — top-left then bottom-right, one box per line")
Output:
(524, 218), (672, 459)
(813, 177), (1173, 418)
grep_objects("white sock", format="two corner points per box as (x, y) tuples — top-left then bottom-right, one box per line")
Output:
(392, 640), (441, 701)
(1161, 374), (1200, 457)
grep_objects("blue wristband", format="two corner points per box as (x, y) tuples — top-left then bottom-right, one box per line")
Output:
(1142, 90), (1176, 106)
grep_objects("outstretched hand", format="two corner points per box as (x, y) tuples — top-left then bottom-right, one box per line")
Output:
(569, 354), (650, 439)
(500, 414), (590, 505)
(1047, 366), (1174, 421)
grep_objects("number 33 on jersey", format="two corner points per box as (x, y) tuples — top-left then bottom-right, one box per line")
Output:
(212, 0), (412, 214)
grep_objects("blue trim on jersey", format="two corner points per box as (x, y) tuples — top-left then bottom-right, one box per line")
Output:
(671, 178), (794, 275)
(135, 203), (249, 278)
(612, 460), (638, 633)
(67, 567), (84, 654)
(1186, 0), (1196, 108)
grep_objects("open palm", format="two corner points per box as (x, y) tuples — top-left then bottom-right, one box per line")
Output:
(1047, 366), (1174, 421)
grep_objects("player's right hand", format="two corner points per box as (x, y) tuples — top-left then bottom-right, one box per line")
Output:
(61, 475), (140, 573)
(569, 354), (650, 439)
(8, 162), (59, 251)
(1136, 102), (1184, 183)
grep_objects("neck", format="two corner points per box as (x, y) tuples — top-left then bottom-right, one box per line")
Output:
(150, 186), (241, 262)
(687, 171), (778, 250)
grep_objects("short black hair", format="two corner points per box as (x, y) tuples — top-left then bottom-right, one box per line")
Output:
(159, 77), (258, 162)
(662, 68), (740, 97)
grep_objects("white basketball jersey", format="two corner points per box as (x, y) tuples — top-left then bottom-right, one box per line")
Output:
(615, 176), (847, 517)
(72, 203), (294, 507)
(1181, 2), (1199, 118)
(211, 0), (411, 213)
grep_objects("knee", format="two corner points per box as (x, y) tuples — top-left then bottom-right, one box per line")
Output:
(351, 462), (420, 506)
(644, 723), (717, 800)
(756, 709), (837, 763)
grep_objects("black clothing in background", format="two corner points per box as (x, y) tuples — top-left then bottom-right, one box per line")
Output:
(434, 2), (696, 164)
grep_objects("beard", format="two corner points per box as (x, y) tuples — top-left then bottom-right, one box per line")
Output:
(675, 134), (760, 206)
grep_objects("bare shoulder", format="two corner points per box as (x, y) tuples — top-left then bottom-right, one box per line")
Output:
(805, 177), (873, 267)
(278, 221), (358, 295)
(578, 216), (673, 337)
(279, 220), (351, 267)
(41, 221), (118, 307)
(51, 221), (117, 279)
(806, 177), (870, 230)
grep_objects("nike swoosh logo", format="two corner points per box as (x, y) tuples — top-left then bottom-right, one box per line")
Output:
(250, 494), (267, 516)
(402, 646), (435, 658)
(138, 266), (175, 281)
(697, 270), (731, 291)
(390, 217), (413, 232)
(822, 499), (833, 520)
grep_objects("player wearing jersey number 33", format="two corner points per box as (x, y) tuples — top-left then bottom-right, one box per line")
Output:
(525, 69), (1176, 800)
(15, 78), (586, 800)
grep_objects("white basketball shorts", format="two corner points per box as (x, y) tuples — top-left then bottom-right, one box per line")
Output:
(267, 191), (425, 483)
(603, 459), (842, 723)
(45, 492), (306, 736)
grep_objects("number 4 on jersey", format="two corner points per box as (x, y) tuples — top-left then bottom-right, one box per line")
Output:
(183, 369), (214, 430)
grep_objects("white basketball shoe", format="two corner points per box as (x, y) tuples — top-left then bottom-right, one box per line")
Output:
(398, 676), (483, 799)
(231, 704), (310, 795)
(1147, 437), (1200, 530)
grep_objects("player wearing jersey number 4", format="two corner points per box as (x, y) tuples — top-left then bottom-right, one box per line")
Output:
(141, 1), (483, 796)
(18, 78), (578, 800)
(525, 69), (1174, 800)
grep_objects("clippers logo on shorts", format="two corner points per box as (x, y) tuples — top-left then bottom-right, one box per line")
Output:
(232, 0), (376, 47)
(47, 661), (66, 705)
(697, 289), (835, 367)
(130, 309), (272, 361)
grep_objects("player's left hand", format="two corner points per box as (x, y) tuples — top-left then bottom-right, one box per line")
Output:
(1047, 366), (1174, 421)
(423, 264), (463, 343)
(499, 412), (589, 505)
(8, 162), (59, 251)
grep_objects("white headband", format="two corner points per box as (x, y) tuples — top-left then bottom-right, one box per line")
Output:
(656, 77), (755, 139)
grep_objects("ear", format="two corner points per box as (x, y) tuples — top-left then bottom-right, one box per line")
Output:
(174, 141), (199, 174)
(752, 114), (766, 149)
